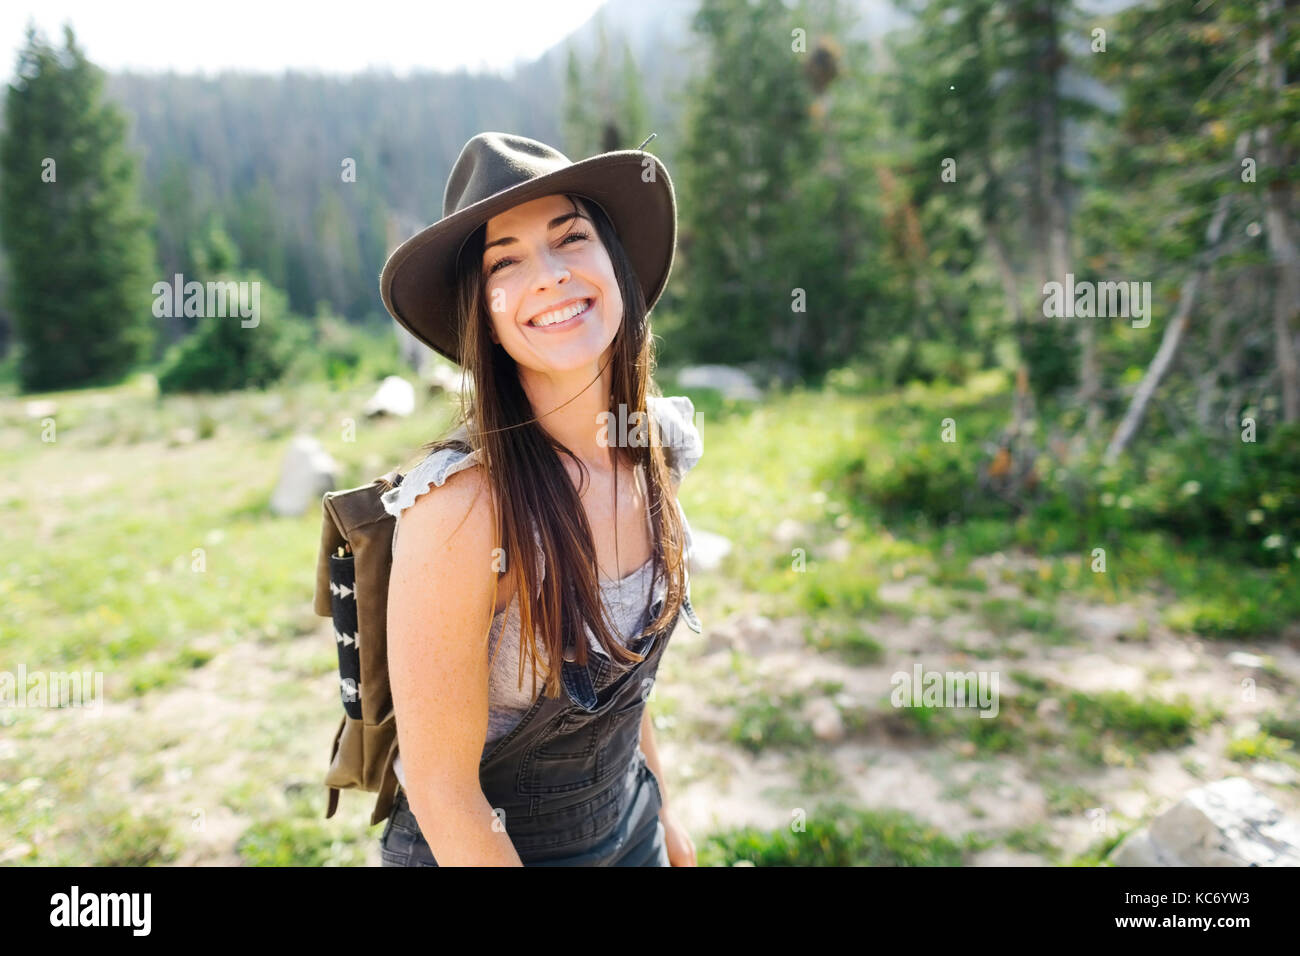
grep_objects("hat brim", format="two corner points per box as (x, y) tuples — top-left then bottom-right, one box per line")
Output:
(380, 151), (676, 367)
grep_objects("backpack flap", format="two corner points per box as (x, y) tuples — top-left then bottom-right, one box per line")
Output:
(313, 502), (347, 618)
(321, 475), (400, 729)
(315, 470), (404, 823)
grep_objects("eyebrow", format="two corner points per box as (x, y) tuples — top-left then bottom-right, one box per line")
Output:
(483, 211), (587, 257)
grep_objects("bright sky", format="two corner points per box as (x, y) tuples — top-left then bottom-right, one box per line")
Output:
(1, 0), (609, 76)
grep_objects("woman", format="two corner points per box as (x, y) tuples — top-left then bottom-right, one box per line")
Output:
(375, 132), (703, 866)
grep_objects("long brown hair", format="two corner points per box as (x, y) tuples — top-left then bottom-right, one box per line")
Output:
(382, 193), (689, 701)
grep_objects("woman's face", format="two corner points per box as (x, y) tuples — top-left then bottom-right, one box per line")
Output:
(481, 194), (623, 374)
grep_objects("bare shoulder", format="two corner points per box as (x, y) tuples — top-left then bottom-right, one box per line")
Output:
(390, 460), (491, 572)
(391, 462), (516, 616)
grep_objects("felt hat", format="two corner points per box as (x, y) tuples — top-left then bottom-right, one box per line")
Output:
(379, 131), (676, 366)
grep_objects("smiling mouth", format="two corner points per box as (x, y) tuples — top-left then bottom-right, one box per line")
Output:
(527, 298), (593, 328)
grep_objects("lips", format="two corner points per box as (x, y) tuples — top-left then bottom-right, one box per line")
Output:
(527, 297), (593, 329)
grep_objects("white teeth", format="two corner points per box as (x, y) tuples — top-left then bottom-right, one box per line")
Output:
(530, 299), (589, 327)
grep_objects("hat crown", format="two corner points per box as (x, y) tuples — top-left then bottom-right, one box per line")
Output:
(443, 132), (574, 220)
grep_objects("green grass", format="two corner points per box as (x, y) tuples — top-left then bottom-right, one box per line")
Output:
(794, 751), (848, 794)
(727, 688), (814, 753)
(977, 597), (1077, 645)
(1043, 781), (1100, 816)
(890, 695), (1042, 756)
(803, 372), (1300, 639)
(697, 800), (980, 866)
(1260, 711), (1300, 745)
(126, 644), (219, 695)
(2, 363), (1283, 866)
(803, 619), (885, 664)
(1, 377), (461, 677)
(1225, 732), (1297, 764)
(1003, 822), (1058, 858)
(883, 674), (1208, 769)
(1062, 690), (1201, 765)
(1068, 827), (1135, 867)
(236, 817), (370, 866)
(87, 806), (181, 866)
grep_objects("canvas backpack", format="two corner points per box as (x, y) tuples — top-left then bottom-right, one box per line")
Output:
(312, 464), (407, 826)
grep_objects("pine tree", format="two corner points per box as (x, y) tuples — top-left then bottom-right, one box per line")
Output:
(675, 0), (821, 371)
(893, 0), (1100, 396)
(1096, 0), (1300, 456)
(0, 24), (157, 391)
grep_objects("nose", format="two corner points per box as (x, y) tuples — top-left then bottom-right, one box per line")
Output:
(532, 246), (571, 291)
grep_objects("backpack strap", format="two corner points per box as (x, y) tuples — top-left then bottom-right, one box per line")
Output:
(369, 736), (402, 826)
(322, 746), (399, 824)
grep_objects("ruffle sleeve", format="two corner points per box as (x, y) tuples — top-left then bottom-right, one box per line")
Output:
(647, 394), (703, 485)
(381, 442), (547, 598)
(646, 395), (702, 572)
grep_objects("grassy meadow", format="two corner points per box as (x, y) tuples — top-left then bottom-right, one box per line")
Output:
(1, 358), (1298, 866)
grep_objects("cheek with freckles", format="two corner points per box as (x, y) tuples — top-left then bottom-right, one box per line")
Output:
(483, 286), (512, 344)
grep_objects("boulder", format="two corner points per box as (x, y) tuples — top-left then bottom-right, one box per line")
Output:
(1110, 776), (1300, 866)
(691, 529), (732, 572)
(825, 537), (852, 562)
(1227, 651), (1267, 670)
(423, 360), (466, 395)
(363, 376), (416, 418)
(676, 365), (762, 402)
(1076, 604), (1140, 643)
(269, 435), (340, 517)
(772, 518), (807, 545)
(804, 697), (845, 742)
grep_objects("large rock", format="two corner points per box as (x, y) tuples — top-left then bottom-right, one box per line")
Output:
(690, 529), (733, 572)
(423, 360), (468, 396)
(1110, 776), (1300, 866)
(1076, 604), (1141, 643)
(363, 376), (416, 418)
(772, 518), (809, 545)
(804, 698), (845, 742)
(1227, 651), (1267, 670)
(676, 365), (762, 402)
(270, 435), (340, 517)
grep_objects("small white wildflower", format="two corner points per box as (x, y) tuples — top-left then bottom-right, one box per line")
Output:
(1248, 509), (1265, 525)
(1179, 480), (1201, 496)
(1100, 492), (1116, 507)
(1118, 494), (1133, 510)
(1262, 534), (1284, 550)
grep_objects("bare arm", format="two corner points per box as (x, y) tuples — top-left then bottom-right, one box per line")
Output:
(640, 703), (671, 821)
(386, 465), (523, 866)
(637, 463), (684, 821)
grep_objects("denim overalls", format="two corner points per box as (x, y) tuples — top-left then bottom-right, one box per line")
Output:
(379, 585), (702, 866)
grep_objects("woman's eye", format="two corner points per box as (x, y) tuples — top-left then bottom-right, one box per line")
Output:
(488, 232), (589, 276)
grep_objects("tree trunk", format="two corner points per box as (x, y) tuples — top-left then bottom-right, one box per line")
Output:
(1258, 0), (1300, 422)
(1104, 190), (1235, 464)
(1195, 277), (1243, 427)
(1045, 73), (1088, 422)
(987, 227), (1023, 324)
(1034, 0), (1089, 426)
